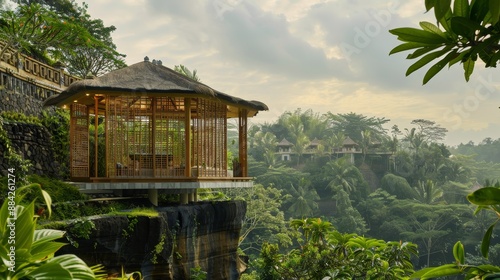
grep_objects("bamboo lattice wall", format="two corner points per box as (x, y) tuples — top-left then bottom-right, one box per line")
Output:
(70, 95), (230, 180)
(70, 103), (89, 178)
(192, 98), (227, 177)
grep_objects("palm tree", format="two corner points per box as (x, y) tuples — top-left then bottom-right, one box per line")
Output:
(251, 131), (278, 164)
(325, 112), (389, 144)
(263, 148), (277, 168)
(325, 158), (363, 194)
(360, 130), (372, 164)
(403, 128), (425, 154)
(276, 109), (304, 144)
(290, 217), (333, 246)
(293, 133), (310, 167)
(174, 64), (200, 81)
(286, 178), (319, 218)
(386, 135), (400, 172)
(413, 180), (444, 204)
(324, 132), (345, 160)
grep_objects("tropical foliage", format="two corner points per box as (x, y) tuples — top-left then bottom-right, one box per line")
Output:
(0, 184), (99, 279)
(254, 218), (417, 279)
(242, 107), (500, 273)
(389, 0), (500, 84)
(0, 1), (125, 77)
(410, 187), (500, 279)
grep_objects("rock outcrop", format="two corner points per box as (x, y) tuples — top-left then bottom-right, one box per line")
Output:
(57, 201), (247, 280)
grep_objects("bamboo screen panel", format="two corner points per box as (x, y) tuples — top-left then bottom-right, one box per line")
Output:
(154, 97), (186, 177)
(70, 103), (89, 178)
(106, 96), (186, 178)
(192, 98), (227, 177)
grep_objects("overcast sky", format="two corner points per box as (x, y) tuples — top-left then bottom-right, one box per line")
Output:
(78, 0), (500, 146)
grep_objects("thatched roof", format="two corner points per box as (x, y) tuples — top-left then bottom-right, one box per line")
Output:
(310, 137), (321, 146)
(44, 60), (268, 114)
(343, 136), (358, 146)
(278, 138), (293, 146)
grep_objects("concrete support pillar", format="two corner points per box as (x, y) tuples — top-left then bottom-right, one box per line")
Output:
(188, 192), (194, 202)
(148, 189), (158, 206)
(180, 193), (189, 205)
(193, 189), (198, 202)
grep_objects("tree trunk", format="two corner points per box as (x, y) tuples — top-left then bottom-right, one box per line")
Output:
(427, 237), (432, 267)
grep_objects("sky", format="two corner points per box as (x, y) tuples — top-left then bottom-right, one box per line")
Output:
(77, 0), (500, 146)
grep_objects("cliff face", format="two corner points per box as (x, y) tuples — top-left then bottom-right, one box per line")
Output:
(57, 201), (247, 280)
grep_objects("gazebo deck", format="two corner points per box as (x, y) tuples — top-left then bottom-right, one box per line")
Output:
(75, 178), (254, 191)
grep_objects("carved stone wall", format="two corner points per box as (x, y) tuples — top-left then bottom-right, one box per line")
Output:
(0, 122), (60, 177)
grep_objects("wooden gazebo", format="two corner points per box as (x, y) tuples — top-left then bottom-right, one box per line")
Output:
(44, 59), (267, 204)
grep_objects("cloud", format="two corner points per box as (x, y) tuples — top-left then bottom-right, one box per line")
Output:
(78, 0), (500, 145)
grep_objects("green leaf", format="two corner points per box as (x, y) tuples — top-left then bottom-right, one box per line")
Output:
(453, 0), (470, 17)
(14, 183), (41, 204)
(477, 264), (500, 273)
(470, 0), (490, 22)
(25, 254), (95, 280)
(23, 261), (73, 279)
(41, 189), (52, 218)
(421, 264), (462, 279)
(425, 0), (437, 12)
(467, 187), (500, 205)
(406, 48), (451, 76)
(434, 0), (452, 21)
(52, 254), (96, 280)
(15, 202), (35, 251)
(438, 9), (454, 33)
(389, 42), (437, 55)
(411, 267), (435, 278)
(0, 194), (10, 232)
(407, 46), (442, 59)
(30, 241), (66, 261)
(33, 229), (65, 244)
(423, 49), (459, 84)
(463, 56), (475, 81)
(470, 35), (500, 60)
(448, 51), (466, 66)
(453, 241), (465, 265)
(450, 16), (483, 40)
(486, 50), (500, 67)
(389, 28), (449, 44)
(30, 229), (67, 260)
(490, 0), (500, 25)
(482, 223), (496, 258)
(419, 21), (447, 38)
(484, 272), (500, 280)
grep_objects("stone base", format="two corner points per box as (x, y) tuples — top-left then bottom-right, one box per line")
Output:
(57, 201), (247, 280)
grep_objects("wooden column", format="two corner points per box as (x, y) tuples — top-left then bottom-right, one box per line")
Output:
(238, 109), (248, 177)
(94, 95), (99, 178)
(184, 98), (192, 177)
(152, 97), (157, 176)
(104, 97), (108, 178)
